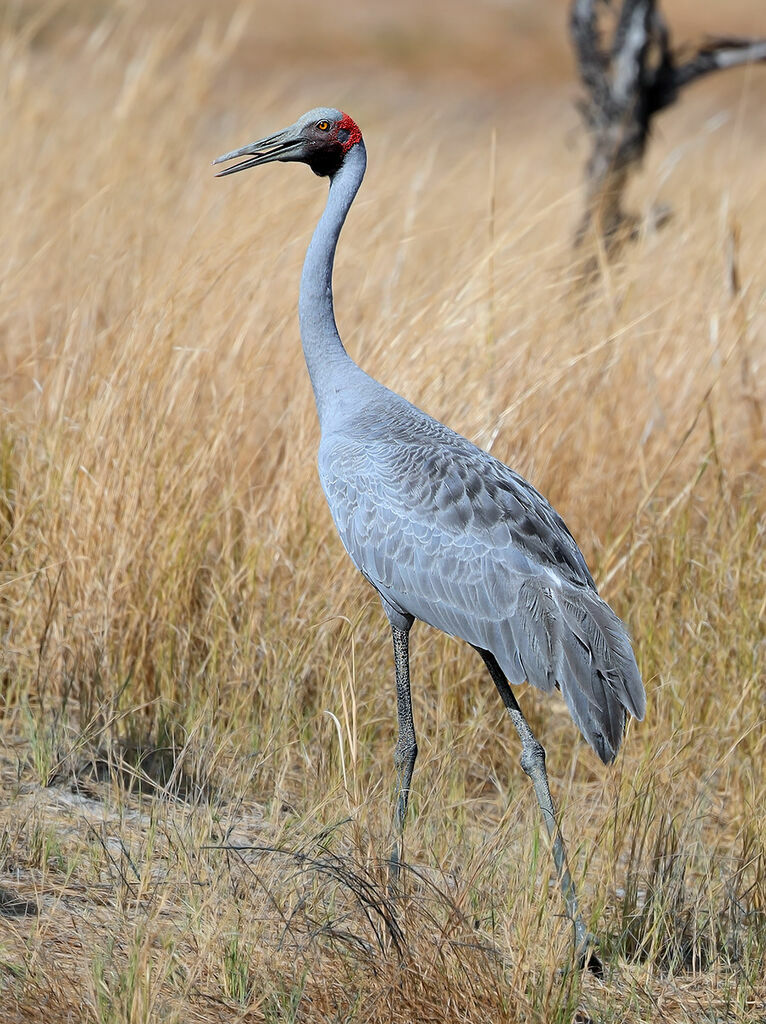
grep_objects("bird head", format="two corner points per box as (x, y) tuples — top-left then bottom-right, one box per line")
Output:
(213, 107), (363, 180)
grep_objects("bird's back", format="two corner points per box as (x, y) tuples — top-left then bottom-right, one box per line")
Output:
(318, 380), (645, 764)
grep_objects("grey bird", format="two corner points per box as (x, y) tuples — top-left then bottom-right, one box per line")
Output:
(214, 108), (646, 971)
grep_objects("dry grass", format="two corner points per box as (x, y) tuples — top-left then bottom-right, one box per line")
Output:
(1, 1), (765, 1021)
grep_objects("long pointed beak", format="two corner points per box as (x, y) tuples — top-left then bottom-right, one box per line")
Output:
(213, 127), (302, 177)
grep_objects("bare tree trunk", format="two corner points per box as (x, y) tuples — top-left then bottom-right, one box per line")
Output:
(570, 0), (766, 263)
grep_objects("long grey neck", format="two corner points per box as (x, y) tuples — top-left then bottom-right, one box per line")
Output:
(298, 141), (367, 428)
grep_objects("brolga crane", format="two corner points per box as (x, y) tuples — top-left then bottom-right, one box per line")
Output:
(214, 108), (646, 972)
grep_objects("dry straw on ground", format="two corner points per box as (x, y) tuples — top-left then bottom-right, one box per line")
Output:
(1, 1), (764, 1021)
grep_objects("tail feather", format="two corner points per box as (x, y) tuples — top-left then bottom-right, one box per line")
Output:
(558, 588), (644, 762)
(495, 581), (645, 764)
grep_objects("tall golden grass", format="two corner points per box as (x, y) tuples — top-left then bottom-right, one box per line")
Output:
(1, 2), (764, 1021)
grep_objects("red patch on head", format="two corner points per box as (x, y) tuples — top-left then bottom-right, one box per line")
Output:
(336, 113), (362, 153)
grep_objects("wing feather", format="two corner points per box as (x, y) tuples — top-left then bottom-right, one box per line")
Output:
(319, 398), (645, 763)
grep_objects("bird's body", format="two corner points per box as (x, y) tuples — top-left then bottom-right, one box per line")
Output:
(319, 389), (643, 763)
(215, 107), (646, 970)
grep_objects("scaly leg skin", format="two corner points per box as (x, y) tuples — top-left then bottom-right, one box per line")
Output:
(478, 649), (604, 977)
(389, 622), (417, 885)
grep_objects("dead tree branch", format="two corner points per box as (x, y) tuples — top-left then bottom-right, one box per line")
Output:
(571, 0), (766, 261)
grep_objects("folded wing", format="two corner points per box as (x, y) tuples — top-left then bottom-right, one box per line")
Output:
(319, 400), (645, 764)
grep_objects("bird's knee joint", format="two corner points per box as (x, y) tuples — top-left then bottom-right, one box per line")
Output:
(394, 737), (417, 770)
(520, 739), (546, 778)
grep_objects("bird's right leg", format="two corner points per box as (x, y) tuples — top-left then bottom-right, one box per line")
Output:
(389, 620), (417, 883)
(477, 649), (602, 976)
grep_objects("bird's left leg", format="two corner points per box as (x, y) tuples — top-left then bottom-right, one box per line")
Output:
(477, 649), (602, 976)
(388, 619), (417, 883)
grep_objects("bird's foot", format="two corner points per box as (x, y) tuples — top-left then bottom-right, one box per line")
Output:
(574, 929), (603, 979)
(580, 943), (604, 979)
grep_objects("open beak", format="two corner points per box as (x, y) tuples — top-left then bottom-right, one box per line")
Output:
(213, 126), (302, 177)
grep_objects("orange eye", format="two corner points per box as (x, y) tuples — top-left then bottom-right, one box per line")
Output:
(316, 120), (330, 131)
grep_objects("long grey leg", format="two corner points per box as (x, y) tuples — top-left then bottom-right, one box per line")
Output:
(389, 621), (417, 881)
(477, 648), (601, 974)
